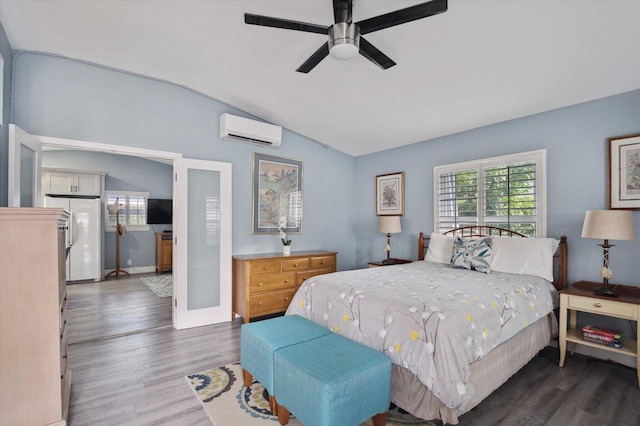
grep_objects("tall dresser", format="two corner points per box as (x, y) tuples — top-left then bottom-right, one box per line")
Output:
(233, 250), (337, 323)
(0, 208), (71, 426)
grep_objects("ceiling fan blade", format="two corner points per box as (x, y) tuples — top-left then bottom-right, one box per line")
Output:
(359, 37), (396, 70)
(333, 0), (353, 23)
(357, 0), (447, 35)
(245, 13), (328, 35)
(296, 42), (330, 73)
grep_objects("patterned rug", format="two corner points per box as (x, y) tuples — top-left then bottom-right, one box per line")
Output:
(186, 362), (435, 426)
(140, 275), (172, 297)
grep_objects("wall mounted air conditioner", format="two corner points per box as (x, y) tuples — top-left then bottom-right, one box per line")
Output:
(219, 113), (282, 148)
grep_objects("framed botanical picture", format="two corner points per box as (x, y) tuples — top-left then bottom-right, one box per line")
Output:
(376, 172), (404, 216)
(608, 133), (640, 210)
(252, 153), (303, 234)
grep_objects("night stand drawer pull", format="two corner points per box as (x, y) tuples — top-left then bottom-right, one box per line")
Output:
(594, 302), (602, 308)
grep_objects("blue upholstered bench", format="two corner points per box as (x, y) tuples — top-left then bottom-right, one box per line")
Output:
(274, 332), (391, 426)
(240, 315), (331, 414)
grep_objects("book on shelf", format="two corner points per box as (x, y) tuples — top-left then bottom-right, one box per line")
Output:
(582, 335), (624, 349)
(581, 325), (623, 340)
(582, 331), (623, 344)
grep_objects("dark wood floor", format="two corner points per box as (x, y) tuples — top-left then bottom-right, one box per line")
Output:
(67, 277), (640, 425)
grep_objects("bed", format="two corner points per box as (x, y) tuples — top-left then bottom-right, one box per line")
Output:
(286, 226), (568, 424)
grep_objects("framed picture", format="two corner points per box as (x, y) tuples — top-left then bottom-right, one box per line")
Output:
(376, 172), (404, 216)
(608, 133), (640, 210)
(252, 153), (303, 234)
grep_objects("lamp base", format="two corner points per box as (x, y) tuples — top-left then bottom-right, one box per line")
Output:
(593, 285), (618, 298)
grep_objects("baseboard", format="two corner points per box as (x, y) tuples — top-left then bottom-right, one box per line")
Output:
(103, 265), (157, 276)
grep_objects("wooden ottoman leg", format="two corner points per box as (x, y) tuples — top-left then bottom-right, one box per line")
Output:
(242, 369), (253, 387)
(269, 395), (277, 416)
(372, 412), (387, 426)
(277, 405), (290, 425)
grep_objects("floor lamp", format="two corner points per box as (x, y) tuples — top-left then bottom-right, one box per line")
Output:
(106, 200), (130, 279)
(581, 210), (635, 297)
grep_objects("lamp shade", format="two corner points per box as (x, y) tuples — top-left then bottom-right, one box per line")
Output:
(378, 216), (401, 234)
(581, 210), (635, 241)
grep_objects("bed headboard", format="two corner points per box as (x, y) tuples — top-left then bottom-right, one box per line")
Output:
(418, 226), (568, 291)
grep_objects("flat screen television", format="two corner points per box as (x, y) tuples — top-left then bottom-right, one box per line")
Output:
(147, 199), (173, 224)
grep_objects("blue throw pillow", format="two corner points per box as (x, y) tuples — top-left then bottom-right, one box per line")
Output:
(450, 237), (493, 273)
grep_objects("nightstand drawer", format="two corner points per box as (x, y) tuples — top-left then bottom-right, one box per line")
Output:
(566, 295), (637, 319)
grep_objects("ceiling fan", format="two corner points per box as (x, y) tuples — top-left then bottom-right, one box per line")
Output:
(245, 0), (448, 73)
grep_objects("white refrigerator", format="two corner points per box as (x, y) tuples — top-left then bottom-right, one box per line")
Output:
(45, 196), (102, 282)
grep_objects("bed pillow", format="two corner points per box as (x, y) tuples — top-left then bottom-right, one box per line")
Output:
(450, 237), (493, 273)
(491, 237), (559, 282)
(425, 232), (455, 263)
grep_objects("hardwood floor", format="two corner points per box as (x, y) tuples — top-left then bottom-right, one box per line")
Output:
(66, 273), (172, 344)
(67, 278), (640, 425)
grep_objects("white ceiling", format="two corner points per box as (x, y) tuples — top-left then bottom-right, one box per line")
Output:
(1, 1), (639, 157)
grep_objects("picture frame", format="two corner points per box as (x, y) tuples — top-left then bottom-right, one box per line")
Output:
(376, 172), (404, 216)
(608, 133), (640, 210)
(252, 153), (303, 234)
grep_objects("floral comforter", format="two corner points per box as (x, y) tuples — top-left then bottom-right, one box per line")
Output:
(285, 260), (558, 410)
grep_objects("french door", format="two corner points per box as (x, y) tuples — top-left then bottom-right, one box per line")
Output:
(173, 158), (232, 329)
(8, 124), (42, 207)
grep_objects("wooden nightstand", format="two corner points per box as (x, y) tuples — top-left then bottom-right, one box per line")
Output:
(558, 281), (640, 387)
(368, 258), (413, 268)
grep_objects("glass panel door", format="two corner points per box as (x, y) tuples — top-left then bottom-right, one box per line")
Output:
(173, 158), (232, 329)
(8, 124), (42, 207)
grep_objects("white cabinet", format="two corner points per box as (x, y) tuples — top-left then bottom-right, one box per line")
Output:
(43, 170), (102, 196)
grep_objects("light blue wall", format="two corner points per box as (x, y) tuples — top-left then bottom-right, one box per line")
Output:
(11, 52), (358, 270)
(355, 90), (640, 286)
(42, 150), (173, 269)
(0, 23), (13, 206)
(8, 51), (640, 286)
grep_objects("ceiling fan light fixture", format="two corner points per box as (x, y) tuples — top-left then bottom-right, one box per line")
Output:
(328, 22), (360, 60)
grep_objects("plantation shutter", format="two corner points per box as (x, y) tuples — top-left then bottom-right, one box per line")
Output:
(434, 150), (545, 237)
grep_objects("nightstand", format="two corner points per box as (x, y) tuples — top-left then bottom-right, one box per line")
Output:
(368, 258), (412, 268)
(558, 281), (640, 387)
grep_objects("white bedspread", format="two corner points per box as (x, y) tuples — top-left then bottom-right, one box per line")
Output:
(286, 260), (558, 410)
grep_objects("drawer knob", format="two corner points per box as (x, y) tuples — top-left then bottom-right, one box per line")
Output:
(293, 264), (298, 267)
(263, 266), (268, 270)
(321, 261), (325, 265)
(285, 297), (290, 301)
(258, 282), (263, 286)
(594, 302), (602, 308)
(258, 301), (263, 305)
(284, 279), (290, 283)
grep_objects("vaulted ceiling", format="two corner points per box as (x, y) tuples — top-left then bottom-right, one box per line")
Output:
(1, 1), (639, 156)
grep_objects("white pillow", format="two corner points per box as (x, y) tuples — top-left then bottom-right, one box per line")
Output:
(491, 237), (559, 282)
(425, 232), (455, 264)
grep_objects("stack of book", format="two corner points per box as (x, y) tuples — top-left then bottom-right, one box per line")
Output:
(581, 325), (624, 348)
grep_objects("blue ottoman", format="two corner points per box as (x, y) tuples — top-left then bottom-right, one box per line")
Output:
(240, 314), (331, 414)
(274, 333), (391, 426)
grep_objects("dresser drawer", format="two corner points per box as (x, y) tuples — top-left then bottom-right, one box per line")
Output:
(310, 255), (335, 269)
(566, 294), (637, 319)
(249, 289), (295, 316)
(250, 260), (282, 275)
(282, 258), (310, 271)
(60, 323), (68, 379)
(296, 269), (333, 286)
(250, 272), (296, 293)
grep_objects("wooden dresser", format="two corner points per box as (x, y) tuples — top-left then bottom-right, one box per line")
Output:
(0, 208), (71, 426)
(155, 232), (173, 273)
(232, 250), (337, 323)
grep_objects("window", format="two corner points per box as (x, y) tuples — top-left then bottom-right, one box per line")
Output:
(434, 150), (546, 236)
(105, 191), (150, 232)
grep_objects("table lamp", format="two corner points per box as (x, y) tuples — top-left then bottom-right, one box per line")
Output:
(378, 216), (401, 265)
(581, 210), (635, 297)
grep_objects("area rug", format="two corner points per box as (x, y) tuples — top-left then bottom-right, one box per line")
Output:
(186, 362), (435, 426)
(140, 275), (172, 297)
